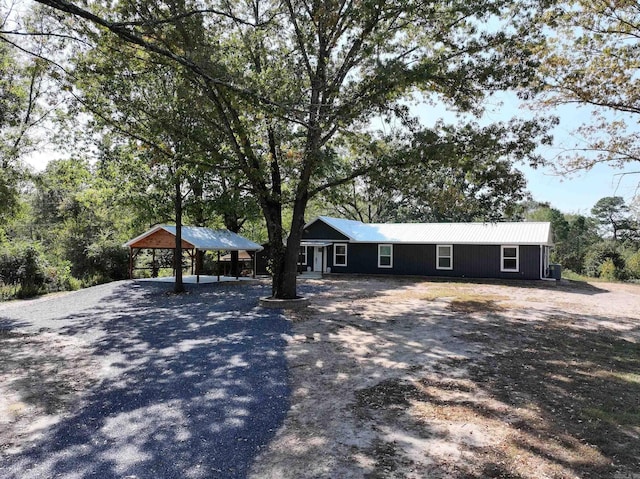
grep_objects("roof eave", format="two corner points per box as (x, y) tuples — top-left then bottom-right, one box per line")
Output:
(304, 216), (356, 241)
(123, 224), (167, 247)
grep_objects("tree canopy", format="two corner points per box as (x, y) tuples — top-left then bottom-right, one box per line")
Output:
(5, 0), (552, 297)
(533, 1), (640, 173)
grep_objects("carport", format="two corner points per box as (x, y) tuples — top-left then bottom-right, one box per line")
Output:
(125, 225), (263, 282)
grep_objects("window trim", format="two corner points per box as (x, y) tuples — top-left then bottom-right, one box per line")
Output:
(333, 243), (348, 267)
(298, 245), (307, 265)
(501, 245), (519, 272)
(436, 244), (453, 270)
(378, 244), (393, 269)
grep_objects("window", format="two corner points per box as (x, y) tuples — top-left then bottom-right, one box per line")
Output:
(501, 245), (519, 272)
(378, 244), (393, 268)
(334, 244), (347, 266)
(298, 246), (307, 265)
(436, 245), (453, 270)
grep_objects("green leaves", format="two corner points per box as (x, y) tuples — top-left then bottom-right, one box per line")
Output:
(531, 0), (640, 171)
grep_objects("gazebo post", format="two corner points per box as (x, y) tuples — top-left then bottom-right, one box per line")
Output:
(196, 249), (200, 283)
(252, 251), (256, 279)
(217, 251), (221, 282)
(128, 247), (133, 279)
(236, 250), (240, 280)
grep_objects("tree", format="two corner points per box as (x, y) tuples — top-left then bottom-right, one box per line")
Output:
(561, 214), (599, 273)
(25, 0), (548, 298)
(532, 1), (640, 174)
(591, 196), (634, 241)
(0, 6), (61, 226)
(324, 121), (543, 223)
(30, 157), (135, 282)
(524, 202), (600, 272)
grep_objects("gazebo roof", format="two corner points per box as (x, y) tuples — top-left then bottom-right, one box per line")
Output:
(125, 225), (263, 251)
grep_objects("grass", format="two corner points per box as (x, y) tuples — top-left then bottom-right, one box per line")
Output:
(562, 269), (615, 283)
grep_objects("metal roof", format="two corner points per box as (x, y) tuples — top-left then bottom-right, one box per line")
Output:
(125, 225), (263, 251)
(308, 216), (553, 246)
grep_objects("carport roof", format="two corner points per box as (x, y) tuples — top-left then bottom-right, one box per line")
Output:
(125, 225), (263, 251)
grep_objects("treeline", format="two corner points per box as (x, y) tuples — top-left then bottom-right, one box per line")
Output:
(2, 152), (638, 302)
(2, 158), (133, 299)
(0, 154), (263, 300)
(526, 197), (640, 281)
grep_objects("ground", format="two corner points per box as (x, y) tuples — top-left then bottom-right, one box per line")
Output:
(248, 277), (640, 479)
(0, 280), (292, 479)
(0, 277), (639, 478)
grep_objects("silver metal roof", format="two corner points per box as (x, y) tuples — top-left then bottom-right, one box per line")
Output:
(308, 216), (553, 246)
(125, 225), (263, 251)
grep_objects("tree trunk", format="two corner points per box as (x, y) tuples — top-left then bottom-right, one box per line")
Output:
(261, 201), (292, 298)
(230, 250), (239, 277)
(174, 175), (185, 294)
(223, 213), (244, 279)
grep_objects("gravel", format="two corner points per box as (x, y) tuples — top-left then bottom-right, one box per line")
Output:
(0, 279), (295, 479)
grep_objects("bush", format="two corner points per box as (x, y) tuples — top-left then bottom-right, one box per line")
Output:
(583, 241), (625, 278)
(0, 243), (83, 300)
(45, 261), (81, 292)
(16, 246), (49, 298)
(86, 240), (129, 281)
(599, 259), (618, 281)
(625, 250), (640, 279)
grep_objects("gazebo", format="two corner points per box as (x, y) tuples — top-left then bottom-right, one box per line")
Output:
(125, 225), (263, 282)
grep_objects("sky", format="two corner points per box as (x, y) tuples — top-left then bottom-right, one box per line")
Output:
(411, 92), (640, 215)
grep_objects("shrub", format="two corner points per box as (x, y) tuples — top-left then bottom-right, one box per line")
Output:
(584, 241), (625, 278)
(599, 259), (618, 281)
(86, 240), (129, 281)
(625, 250), (640, 279)
(45, 261), (81, 292)
(16, 246), (48, 298)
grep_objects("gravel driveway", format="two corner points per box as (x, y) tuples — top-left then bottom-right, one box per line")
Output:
(0, 280), (293, 479)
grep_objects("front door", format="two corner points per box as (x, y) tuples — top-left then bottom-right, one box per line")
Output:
(314, 247), (323, 272)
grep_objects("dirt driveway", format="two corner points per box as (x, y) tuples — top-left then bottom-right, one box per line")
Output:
(249, 277), (640, 479)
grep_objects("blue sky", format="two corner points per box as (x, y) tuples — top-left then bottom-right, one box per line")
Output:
(412, 92), (639, 215)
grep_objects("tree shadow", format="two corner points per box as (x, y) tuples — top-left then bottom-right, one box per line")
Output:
(0, 280), (301, 479)
(325, 273), (611, 296)
(253, 277), (640, 478)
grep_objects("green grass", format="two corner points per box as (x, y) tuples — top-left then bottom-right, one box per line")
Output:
(562, 269), (610, 283)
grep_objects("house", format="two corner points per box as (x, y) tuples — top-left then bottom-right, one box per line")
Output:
(300, 216), (555, 280)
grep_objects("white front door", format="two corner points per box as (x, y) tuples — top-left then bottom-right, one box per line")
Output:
(314, 247), (323, 272)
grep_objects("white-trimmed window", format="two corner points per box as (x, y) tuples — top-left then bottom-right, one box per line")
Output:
(378, 244), (393, 268)
(501, 245), (519, 272)
(334, 244), (347, 266)
(436, 245), (453, 270)
(298, 246), (307, 265)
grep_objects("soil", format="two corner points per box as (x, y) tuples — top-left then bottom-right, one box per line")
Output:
(0, 329), (99, 455)
(1, 277), (639, 478)
(248, 276), (640, 479)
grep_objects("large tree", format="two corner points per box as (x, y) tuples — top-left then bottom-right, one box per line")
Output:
(0, 5), (62, 227)
(19, 0), (546, 298)
(591, 196), (635, 241)
(533, 1), (640, 173)
(324, 121), (544, 223)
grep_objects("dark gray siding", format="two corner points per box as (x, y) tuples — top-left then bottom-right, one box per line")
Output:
(303, 220), (349, 241)
(303, 246), (313, 271)
(329, 243), (542, 280)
